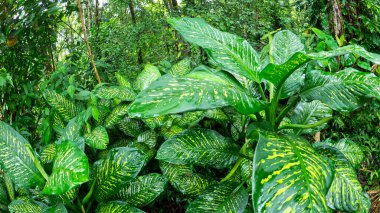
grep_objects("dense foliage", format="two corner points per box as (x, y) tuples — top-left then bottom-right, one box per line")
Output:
(1, 0), (380, 212)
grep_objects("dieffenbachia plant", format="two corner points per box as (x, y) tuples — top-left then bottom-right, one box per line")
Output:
(128, 17), (380, 212)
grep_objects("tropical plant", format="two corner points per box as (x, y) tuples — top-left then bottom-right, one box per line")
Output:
(128, 17), (380, 212)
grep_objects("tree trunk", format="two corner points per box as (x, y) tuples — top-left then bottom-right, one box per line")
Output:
(328, 0), (344, 38)
(128, 0), (143, 64)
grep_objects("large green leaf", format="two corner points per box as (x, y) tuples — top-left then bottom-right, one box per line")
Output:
(93, 85), (136, 101)
(300, 68), (380, 112)
(117, 117), (144, 137)
(43, 90), (83, 122)
(94, 147), (146, 201)
(128, 68), (266, 118)
(84, 126), (109, 149)
(168, 18), (260, 81)
(113, 173), (168, 207)
(43, 203), (67, 213)
(186, 182), (248, 213)
(314, 142), (370, 212)
(260, 44), (380, 86)
(0, 121), (44, 187)
(8, 197), (47, 213)
(253, 133), (334, 212)
(96, 201), (144, 213)
(270, 30), (305, 65)
(115, 72), (132, 88)
(288, 100), (332, 134)
(134, 64), (161, 91)
(160, 161), (215, 197)
(136, 130), (157, 149)
(42, 141), (89, 195)
(104, 103), (129, 128)
(156, 129), (239, 169)
(40, 143), (56, 164)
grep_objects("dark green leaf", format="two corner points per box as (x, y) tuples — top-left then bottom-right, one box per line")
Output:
(156, 129), (239, 169)
(8, 197), (47, 213)
(96, 201), (144, 213)
(104, 103), (130, 128)
(186, 182), (248, 213)
(113, 173), (168, 207)
(94, 85), (136, 101)
(94, 147), (146, 201)
(84, 126), (109, 149)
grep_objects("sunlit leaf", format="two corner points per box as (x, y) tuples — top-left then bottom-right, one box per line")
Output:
(0, 121), (44, 187)
(43, 141), (89, 195)
(134, 64), (161, 91)
(94, 85), (136, 101)
(84, 126), (109, 149)
(253, 133), (334, 212)
(43, 90), (83, 122)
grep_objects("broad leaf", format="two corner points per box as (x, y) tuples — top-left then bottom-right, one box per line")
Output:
(160, 161), (215, 197)
(43, 90), (82, 122)
(168, 17), (260, 81)
(8, 198), (47, 213)
(174, 111), (204, 127)
(186, 182), (248, 213)
(314, 142), (370, 212)
(94, 147), (146, 201)
(170, 58), (191, 76)
(43, 203), (68, 213)
(156, 129), (239, 169)
(128, 68), (266, 118)
(59, 109), (92, 144)
(115, 72), (132, 88)
(300, 68), (380, 112)
(0, 121), (44, 187)
(260, 44), (380, 86)
(43, 141), (89, 195)
(104, 103), (129, 128)
(278, 67), (305, 99)
(253, 133), (334, 212)
(40, 143), (56, 164)
(117, 117), (144, 137)
(94, 85), (136, 101)
(113, 173), (168, 207)
(134, 64), (161, 91)
(96, 201), (144, 213)
(84, 126), (109, 149)
(136, 130), (157, 149)
(289, 100), (332, 134)
(271, 30), (305, 65)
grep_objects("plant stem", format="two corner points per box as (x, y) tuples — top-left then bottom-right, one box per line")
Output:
(82, 180), (96, 204)
(275, 96), (300, 128)
(279, 117), (333, 130)
(258, 83), (267, 102)
(25, 144), (49, 180)
(221, 140), (250, 182)
(269, 85), (282, 128)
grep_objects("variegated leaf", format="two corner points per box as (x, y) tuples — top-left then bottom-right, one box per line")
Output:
(142, 115), (169, 129)
(204, 109), (229, 121)
(134, 64), (161, 91)
(0, 121), (44, 187)
(288, 100), (332, 134)
(96, 201), (144, 213)
(94, 147), (146, 201)
(301, 68), (380, 112)
(137, 130), (157, 149)
(160, 125), (184, 140)
(40, 143), (56, 164)
(8, 197), (47, 213)
(59, 109), (92, 144)
(174, 111), (204, 127)
(94, 85), (136, 101)
(271, 30), (305, 65)
(186, 182), (248, 213)
(58, 187), (79, 203)
(253, 133), (334, 212)
(115, 72), (132, 88)
(117, 117), (144, 137)
(104, 103), (129, 128)
(126, 142), (154, 165)
(160, 161), (215, 197)
(42, 141), (89, 195)
(168, 17), (260, 82)
(128, 68), (266, 118)
(84, 126), (109, 149)
(0, 180), (9, 205)
(113, 173), (168, 207)
(170, 58), (191, 76)
(260, 44), (380, 86)
(43, 90), (83, 122)
(314, 142), (370, 212)
(156, 129), (239, 169)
